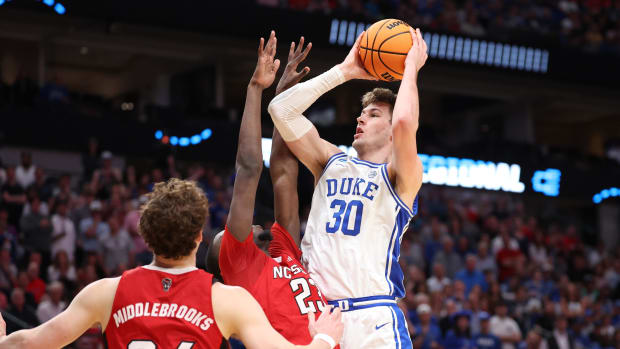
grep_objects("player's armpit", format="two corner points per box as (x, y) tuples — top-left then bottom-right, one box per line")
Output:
(286, 128), (342, 180)
(0, 277), (118, 348)
(211, 284), (330, 349)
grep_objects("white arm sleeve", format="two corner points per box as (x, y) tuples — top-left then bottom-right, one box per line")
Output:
(267, 66), (346, 141)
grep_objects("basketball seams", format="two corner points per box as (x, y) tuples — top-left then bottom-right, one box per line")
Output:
(377, 30), (411, 76)
(359, 46), (408, 56)
(362, 30), (369, 65)
(370, 19), (391, 80)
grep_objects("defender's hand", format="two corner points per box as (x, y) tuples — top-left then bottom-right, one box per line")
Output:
(404, 28), (428, 73)
(275, 36), (312, 95)
(337, 32), (377, 81)
(249, 30), (281, 89)
(308, 307), (344, 345)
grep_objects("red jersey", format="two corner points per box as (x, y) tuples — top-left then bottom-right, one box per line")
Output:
(219, 223), (329, 345)
(105, 265), (224, 349)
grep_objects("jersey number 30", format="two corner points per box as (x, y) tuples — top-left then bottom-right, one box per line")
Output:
(326, 199), (363, 236)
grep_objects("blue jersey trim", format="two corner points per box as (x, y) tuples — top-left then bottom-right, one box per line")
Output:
(384, 223), (399, 295)
(350, 158), (382, 169)
(350, 157), (384, 168)
(324, 152), (347, 170)
(390, 306), (400, 349)
(380, 165), (414, 217)
(393, 306), (413, 349)
(386, 210), (410, 298)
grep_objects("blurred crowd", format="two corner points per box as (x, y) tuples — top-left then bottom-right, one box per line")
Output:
(1, 142), (619, 349)
(259, 0), (620, 54)
(397, 185), (620, 348)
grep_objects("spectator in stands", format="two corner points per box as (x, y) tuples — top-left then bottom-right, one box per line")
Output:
(35, 281), (65, 323)
(50, 200), (76, 263)
(456, 254), (488, 295)
(51, 174), (75, 208)
(99, 215), (132, 275)
(423, 216), (445, 259)
(20, 196), (53, 265)
(28, 168), (53, 205)
(47, 249), (76, 290)
(443, 311), (472, 349)
(78, 200), (107, 256)
(433, 236), (462, 278)
(15, 152), (36, 190)
(39, 75), (69, 103)
(496, 234), (524, 282)
(472, 312), (501, 349)
(1, 167), (27, 228)
(81, 137), (100, 183)
(124, 196), (151, 266)
(26, 262), (46, 304)
(547, 317), (574, 349)
(520, 329), (547, 349)
(428, 262), (451, 293)
(0, 208), (18, 256)
(91, 150), (122, 200)
(476, 241), (497, 275)
(490, 302), (522, 349)
(0, 248), (17, 293)
(413, 303), (442, 349)
(7, 288), (39, 333)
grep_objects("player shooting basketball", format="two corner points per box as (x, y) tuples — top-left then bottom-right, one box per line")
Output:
(267, 27), (428, 348)
(0, 32), (343, 349)
(206, 31), (341, 348)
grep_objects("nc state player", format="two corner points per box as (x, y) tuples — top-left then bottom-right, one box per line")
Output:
(0, 34), (343, 348)
(205, 32), (340, 348)
(0, 178), (342, 348)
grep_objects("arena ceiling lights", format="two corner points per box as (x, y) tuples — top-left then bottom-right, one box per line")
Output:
(329, 18), (549, 73)
(154, 129), (212, 147)
(0, 0), (66, 14)
(593, 187), (620, 204)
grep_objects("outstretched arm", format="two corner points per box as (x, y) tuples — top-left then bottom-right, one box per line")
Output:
(226, 31), (280, 242)
(387, 28), (428, 209)
(268, 32), (376, 179)
(0, 278), (117, 348)
(270, 37), (313, 243)
(212, 283), (343, 349)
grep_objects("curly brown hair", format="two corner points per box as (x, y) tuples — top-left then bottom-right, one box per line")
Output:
(139, 178), (209, 259)
(361, 88), (397, 116)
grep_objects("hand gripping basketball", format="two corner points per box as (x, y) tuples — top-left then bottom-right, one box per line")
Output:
(405, 28), (428, 73)
(337, 32), (378, 81)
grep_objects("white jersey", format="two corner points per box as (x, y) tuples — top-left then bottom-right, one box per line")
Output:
(301, 153), (417, 300)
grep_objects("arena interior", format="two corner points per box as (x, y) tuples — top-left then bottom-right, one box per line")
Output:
(0, 0), (619, 348)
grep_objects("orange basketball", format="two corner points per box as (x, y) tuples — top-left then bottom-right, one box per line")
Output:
(359, 19), (413, 82)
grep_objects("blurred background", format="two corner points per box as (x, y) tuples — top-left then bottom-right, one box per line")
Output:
(0, 0), (619, 348)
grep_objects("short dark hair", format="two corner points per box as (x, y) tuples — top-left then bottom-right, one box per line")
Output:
(139, 178), (208, 259)
(361, 88), (397, 114)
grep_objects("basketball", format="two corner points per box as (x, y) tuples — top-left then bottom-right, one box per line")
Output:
(359, 19), (413, 82)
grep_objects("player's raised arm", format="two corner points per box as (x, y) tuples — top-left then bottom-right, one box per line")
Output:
(270, 37), (313, 243)
(226, 31), (280, 242)
(387, 28), (428, 208)
(212, 283), (343, 349)
(0, 278), (117, 348)
(267, 32), (375, 178)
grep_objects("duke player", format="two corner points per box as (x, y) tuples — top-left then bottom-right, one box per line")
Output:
(0, 178), (342, 349)
(268, 27), (428, 349)
(206, 32), (341, 348)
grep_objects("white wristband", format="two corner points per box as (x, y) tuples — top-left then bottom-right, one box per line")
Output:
(314, 333), (336, 349)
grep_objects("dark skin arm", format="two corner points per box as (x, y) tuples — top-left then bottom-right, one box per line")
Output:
(270, 37), (312, 245)
(226, 31), (280, 242)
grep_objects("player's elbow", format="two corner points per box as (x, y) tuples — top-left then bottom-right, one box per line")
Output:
(267, 98), (284, 121)
(392, 116), (419, 135)
(235, 158), (263, 178)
